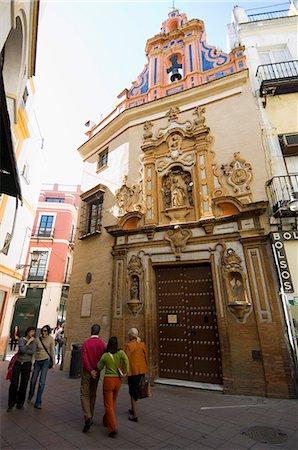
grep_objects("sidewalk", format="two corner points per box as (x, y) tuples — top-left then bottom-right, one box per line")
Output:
(1, 360), (297, 450)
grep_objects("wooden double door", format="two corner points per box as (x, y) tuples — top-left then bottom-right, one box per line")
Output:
(156, 264), (222, 384)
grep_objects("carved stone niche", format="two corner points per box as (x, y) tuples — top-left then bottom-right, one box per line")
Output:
(162, 166), (193, 224)
(127, 255), (144, 316)
(223, 248), (251, 322)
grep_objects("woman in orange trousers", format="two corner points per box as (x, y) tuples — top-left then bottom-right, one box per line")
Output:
(97, 337), (129, 437)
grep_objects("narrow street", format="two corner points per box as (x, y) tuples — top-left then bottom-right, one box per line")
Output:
(1, 361), (297, 450)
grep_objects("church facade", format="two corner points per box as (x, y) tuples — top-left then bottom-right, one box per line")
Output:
(65, 10), (296, 397)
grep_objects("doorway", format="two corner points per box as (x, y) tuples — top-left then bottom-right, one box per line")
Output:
(156, 264), (222, 384)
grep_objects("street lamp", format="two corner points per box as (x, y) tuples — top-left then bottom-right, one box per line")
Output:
(289, 188), (298, 212)
(15, 253), (39, 270)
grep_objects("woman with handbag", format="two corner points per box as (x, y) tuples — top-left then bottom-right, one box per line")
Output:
(125, 328), (148, 423)
(7, 326), (36, 411)
(97, 336), (129, 438)
(28, 325), (55, 409)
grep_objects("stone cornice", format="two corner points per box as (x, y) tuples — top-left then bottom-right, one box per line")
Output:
(78, 69), (248, 160)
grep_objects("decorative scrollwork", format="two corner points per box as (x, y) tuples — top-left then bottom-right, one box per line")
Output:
(221, 152), (253, 198)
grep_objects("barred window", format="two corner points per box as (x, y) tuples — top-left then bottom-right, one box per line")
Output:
(79, 192), (104, 239)
(97, 148), (108, 170)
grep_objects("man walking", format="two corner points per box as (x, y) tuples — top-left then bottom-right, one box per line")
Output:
(81, 324), (106, 433)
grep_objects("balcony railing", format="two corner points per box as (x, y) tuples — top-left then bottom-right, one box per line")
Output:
(26, 269), (49, 282)
(248, 9), (290, 21)
(32, 227), (55, 238)
(266, 174), (298, 217)
(256, 60), (298, 96)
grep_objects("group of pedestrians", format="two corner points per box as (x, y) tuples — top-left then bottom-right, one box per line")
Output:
(6, 322), (149, 439)
(7, 324), (55, 411)
(80, 324), (148, 438)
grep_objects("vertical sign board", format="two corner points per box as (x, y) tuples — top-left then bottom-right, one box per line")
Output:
(271, 231), (297, 293)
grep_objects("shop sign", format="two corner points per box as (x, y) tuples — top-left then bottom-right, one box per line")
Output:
(271, 232), (296, 293)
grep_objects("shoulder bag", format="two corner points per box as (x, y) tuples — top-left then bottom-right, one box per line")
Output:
(39, 337), (54, 368)
(108, 352), (125, 377)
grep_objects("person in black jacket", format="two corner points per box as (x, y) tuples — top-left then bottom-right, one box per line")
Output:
(7, 326), (37, 411)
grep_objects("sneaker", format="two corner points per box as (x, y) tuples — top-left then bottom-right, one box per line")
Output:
(109, 431), (117, 438)
(16, 405), (24, 410)
(34, 404), (42, 409)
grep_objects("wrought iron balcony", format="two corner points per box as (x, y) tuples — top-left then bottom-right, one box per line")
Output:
(31, 226), (55, 238)
(266, 174), (298, 217)
(248, 9), (290, 21)
(26, 269), (49, 282)
(256, 61), (298, 97)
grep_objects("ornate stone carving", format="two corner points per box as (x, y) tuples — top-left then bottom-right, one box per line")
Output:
(165, 226), (192, 256)
(221, 152), (253, 203)
(166, 107), (180, 122)
(143, 121), (153, 140)
(115, 177), (143, 216)
(155, 109), (192, 140)
(127, 255), (144, 316)
(168, 133), (183, 159)
(222, 248), (251, 322)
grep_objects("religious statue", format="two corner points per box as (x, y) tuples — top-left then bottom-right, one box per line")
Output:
(130, 276), (139, 300)
(229, 276), (245, 303)
(171, 174), (187, 207)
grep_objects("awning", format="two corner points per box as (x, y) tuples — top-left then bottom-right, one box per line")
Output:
(0, 63), (22, 200)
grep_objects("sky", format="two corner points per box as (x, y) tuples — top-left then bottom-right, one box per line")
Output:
(34, 0), (285, 186)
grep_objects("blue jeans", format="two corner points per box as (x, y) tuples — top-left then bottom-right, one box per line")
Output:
(29, 359), (50, 406)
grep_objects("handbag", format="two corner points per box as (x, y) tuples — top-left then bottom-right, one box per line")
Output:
(39, 337), (54, 368)
(108, 352), (125, 378)
(138, 376), (152, 399)
(6, 353), (18, 381)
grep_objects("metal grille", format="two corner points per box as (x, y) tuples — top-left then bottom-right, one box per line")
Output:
(79, 192), (103, 238)
(156, 264), (222, 384)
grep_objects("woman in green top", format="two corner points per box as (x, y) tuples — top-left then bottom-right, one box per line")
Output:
(97, 336), (129, 437)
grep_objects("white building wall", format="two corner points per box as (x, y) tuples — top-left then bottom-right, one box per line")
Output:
(38, 284), (63, 330)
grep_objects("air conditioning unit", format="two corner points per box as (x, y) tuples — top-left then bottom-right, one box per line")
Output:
(12, 282), (28, 297)
(280, 133), (298, 157)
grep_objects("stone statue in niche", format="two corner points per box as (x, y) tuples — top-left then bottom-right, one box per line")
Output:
(229, 274), (245, 303)
(222, 248), (251, 322)
(130, 276), (139, 300)
(162, 167), (193, 210)
(171, 173), (188, 207)
(127, 254), (143, 316)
